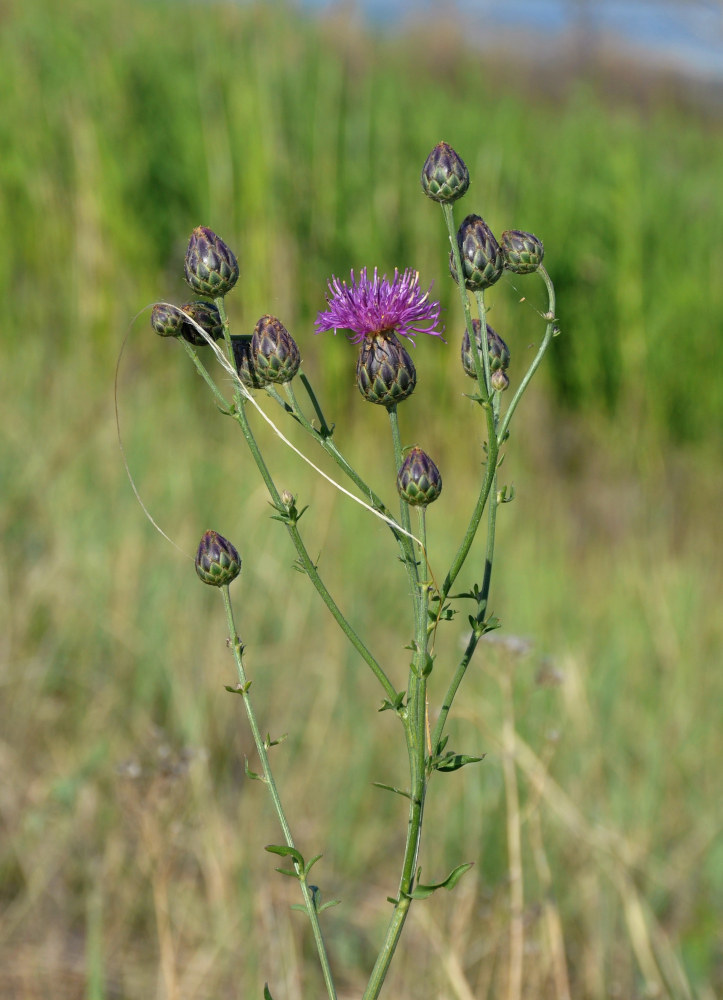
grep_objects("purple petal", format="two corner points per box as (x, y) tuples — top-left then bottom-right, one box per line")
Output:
(315, 266), (444, 343)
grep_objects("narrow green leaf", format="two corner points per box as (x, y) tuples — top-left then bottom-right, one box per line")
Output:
(378, 691), (405, 712)
(225, 681), (251, 695)
(434, 752), (486, 773)
(318, 899), (341, 912)
(274, 867), (300, 879)
(373, 782), (412, 800)
(303, 853), (323, 876)
(420, 652), (434, 677)
(405, 884), (436, 900)
(265, 844), (304, 867)
(263, 984), (274, 1000)
(405, 862), (474, 899)
(290, 903), (306, 912)
(244, 758), (263, 781)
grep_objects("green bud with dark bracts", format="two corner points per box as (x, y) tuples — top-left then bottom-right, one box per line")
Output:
(501, 230), (544, 274)
(491, 368), (510, 392)
(251, 315), (301, 384)
(184, 226), (239, 298)
(421, 141), (470, 203)
(356, 332), (417, 407)
(397, 447), (443, 507)
(195, 530), (241, 587)
(151, 303), (186, 338)
(180, 300), (224, 346)
(450, 215), (504, 290)
(461, 320), (510, 378)
(232, 335), (269, 389)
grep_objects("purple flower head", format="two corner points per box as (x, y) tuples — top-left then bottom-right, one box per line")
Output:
(315, 267), (444, 344)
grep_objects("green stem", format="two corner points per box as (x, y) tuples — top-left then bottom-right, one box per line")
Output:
(436, 212), (501, 606)
(480, 395), (500, 622)
(282, 381), (401, 539)
(473, 289), (493, 399)
(430, 435), (499, 753)
(497, 265), (557, 446)
(237, 394), (397, 702)
(181, 340), (232, 412)
(433, 299), (501, 748)
(430, 630), (479, 756)
(363, 508), (429, 1000)
(434, 268), (555, 748)
(442, 203), (487, 400)
(220, 586), (337, 1000)
(298, 372), (332, 435)
(204, 301), (396, 701)
(440, 402), (498, 603)
(387, 404), (421, 612)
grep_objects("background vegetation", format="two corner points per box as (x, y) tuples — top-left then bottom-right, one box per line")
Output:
(1, 0), (721, 997)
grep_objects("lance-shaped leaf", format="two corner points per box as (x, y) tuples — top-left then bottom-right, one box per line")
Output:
(373, 782), (412, 800)
(404, 862), (474, 900)
(244, 758), (264, 781)
(433, 752), (486, 773)
(265, 844), (304, 877)
(379, 690), (406, 713)
(225, 681), (252, 695)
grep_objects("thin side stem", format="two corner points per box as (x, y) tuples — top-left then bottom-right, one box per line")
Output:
(237, 394), (397, 702)
(200, 300), (397, 702)
(440, 405), (498, 603)
(442, 203), (484, 399)
(497, 265), (556, 445)
(388, 404), (421, 610)
(221, 586), (337, 1000)
(181, 340), (232, 412)
(282, 381), (402, 543)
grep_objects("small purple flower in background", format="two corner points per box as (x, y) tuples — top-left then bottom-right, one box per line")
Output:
(315, 267), (444, 344)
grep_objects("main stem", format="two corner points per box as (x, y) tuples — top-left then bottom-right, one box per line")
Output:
(363, 426), (430, 1000)
(220, 586), (337, 1000)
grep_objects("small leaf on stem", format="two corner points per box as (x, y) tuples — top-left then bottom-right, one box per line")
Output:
(405, 862), (474, 899)
(265, 844), (305, 867)
(373, 782), (412, 800)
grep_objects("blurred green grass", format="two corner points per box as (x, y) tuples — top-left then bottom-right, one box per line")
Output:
(1, 0), (721, 998)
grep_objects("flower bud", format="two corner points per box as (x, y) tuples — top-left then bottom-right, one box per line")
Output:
(180, 300), (224, 346)
(356, 332), (417, 407)
(231, 335), (269, 389)
(421, 142), (469, 203)
(195, 530), (241, 587)
(461, 320), (510, 378)
(151, 303), (186, 338)
(491, 369), (510, 392)
(397, 447), (443, 507)
(501, 230), (544, 274)
(251, 315), (301, 384)
(449, 215), (504, 290)
(184, 226), (239, 298)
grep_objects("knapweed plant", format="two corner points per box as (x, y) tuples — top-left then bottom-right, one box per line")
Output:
(146, 141), (557, 999)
